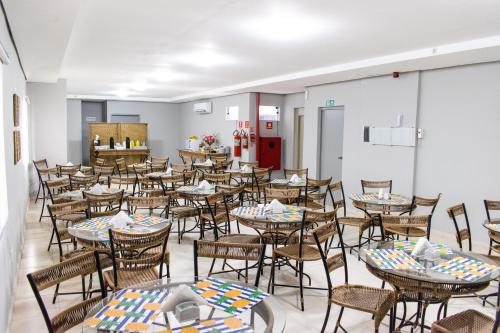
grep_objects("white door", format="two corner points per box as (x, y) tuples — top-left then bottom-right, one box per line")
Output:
(294, 108), (305, 168)
(319, 106), (344, 180)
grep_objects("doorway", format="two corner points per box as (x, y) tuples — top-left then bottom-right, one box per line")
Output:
(293, 107), (305, 169)
(319, 106), (344, 180)
(81, 101), (105, 165)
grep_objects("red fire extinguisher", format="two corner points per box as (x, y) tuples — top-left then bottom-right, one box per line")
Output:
(233, 130), (241, 157)
(241, 130), (248, 149)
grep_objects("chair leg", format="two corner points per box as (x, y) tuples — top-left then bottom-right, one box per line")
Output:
(166, 264), (170, 278)
(35, 182), (41, 203)
(321, 303), (332, 333)
(333, 306), (344, 333)
(488, 239), (493, 255)
(177, 218), (181, 244)
(47, 228), (55, 251)
(81, 276), (86, 301)
(39, 197), (46, 222)
(299, 261), (305, 311)
(52, 283), (60, 304)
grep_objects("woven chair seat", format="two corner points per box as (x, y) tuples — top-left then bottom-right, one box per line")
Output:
(104, 267), (159, 290)
(330, 284), (394, 316)
(273, 243), (322, 262)
(384, 225), (427, 238)
(490, 245), (500, 256)
(51, 295), (103, 333)
(431, 309), (494, 333)
(170, 206), (199, 218)
(60, 213), (86, 223)
(218, 234), (260, 244)
(298, 200), (324, 210)
(62, 249), (92, 261)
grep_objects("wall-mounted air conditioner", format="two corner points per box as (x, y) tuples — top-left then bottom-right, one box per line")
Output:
(194, 102), (212, 114)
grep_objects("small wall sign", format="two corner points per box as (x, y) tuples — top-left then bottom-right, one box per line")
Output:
(326, 99), (335, 107)
(245, 121), (250, 128)
(266, 122), (273, 130)
(238, 121), (243, 128)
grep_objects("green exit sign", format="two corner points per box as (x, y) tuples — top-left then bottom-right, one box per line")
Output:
(326, 99), (335, 106)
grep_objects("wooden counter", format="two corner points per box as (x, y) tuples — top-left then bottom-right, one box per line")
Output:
(92, 148), (150, 166)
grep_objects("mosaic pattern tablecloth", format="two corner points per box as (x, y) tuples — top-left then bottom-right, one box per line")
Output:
(393, 240), (453, 255)
(85, 288), (169, 332)
(350, 193), (411, 205)
(191, 278), (268, 315)
(131, 214), (168, 226)
(70, 217), (110, 231)
(431, 256), (498, 282)
(365, 249), (424, 270)
(232, 205), (303, 222)
(170, 317), (254, 333)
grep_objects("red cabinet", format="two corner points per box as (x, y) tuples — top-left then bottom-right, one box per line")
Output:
(259, 137), (281, 170)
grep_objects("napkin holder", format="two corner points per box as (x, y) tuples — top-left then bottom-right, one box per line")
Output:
(162, 285), (208, 325)
(411, 238), (439, 261)
(265, 199), (285, 214)
(289, 174), (301, 183)
(241, 165), (252, 173)
(197, 180), (212, 190)
(109, 211), (132, 229)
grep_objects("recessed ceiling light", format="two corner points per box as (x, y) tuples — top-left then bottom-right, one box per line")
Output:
(178, 49), (234, 68)
(244, 7), (328, 42)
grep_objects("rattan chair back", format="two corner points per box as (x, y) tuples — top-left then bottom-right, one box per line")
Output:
(447, 203), (472, 251)
(203, 172), (230, 185)
(328, 180), (347, 216)
(382, 214), (431, 239)
(57, 165), (81, 178)
(108, 225), (171, 284)
(264, 187), (300, 204)
(115, 158), (127, 176)
(26, 251), (105, 333)
(484, 199), (500, 221)
(69, 174), (99, 191)
(83, 190), (124, 217)
(127, 195), (169, 215)
(361, 179), (392, 194)
(45, 178), (72, 204)
(194, 240), (266, 287)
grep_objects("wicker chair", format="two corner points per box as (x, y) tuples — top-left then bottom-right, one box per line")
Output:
(115, 158), (128, 177)
(93, 165), (115, 185)
(284, 168), (308, 179)
(382, 214), (432, 240)
(35, 165), (60, 222)
(239, 161), (259, 168)
(264, 187), (301, 205)
(447, 203), (472, 251)
(315, 219), (396, 333)
(33, 159), (49, 203)
(95, 157), (106, 166)
(56, 164), (81, 178)
(361, 179), (392, 194)
(83, 190), (124, 217)
(301, 177), (332, 210)
(431, 309), (497, 333)
(69, 174), (99, 191)
(127, 195), (169, 216)
(213, 159), (233, 173)
(109, 175), (137, 197)
(171, 162), (191, 172)
(26, 251), (106, 333)
(194, 240), (266, 287)
(149, 157), (169, 172)
(202, 172), (231, 185)
(243, 167), (272, 203)
(104, 225), (171, 291)
(328, 180), (347, 216)
(270, 210), (337, 311)
(485, 199), (500, 255)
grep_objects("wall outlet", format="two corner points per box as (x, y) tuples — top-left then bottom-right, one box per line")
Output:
(417, 128), (423, 139)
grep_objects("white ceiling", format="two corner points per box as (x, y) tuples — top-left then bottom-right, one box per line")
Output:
(5, 0), (500, 102)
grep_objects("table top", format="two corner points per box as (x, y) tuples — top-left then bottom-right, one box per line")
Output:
(350, 193), (412, 206)
(145, 171), (171, 179)
(231, 205), (304, 223)
(68, 214), (170, 242)
(59, 188), (122, 200)
(270, 178), (307, 187)
(176, 185), (216, 197)
(483, 219), (500, 233)
(361, 241), (499, 286)
(82, 277), (285, 333)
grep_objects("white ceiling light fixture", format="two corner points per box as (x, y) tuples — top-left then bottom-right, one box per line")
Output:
(244, 6), (329, 42)
(178, 49), (234, 68)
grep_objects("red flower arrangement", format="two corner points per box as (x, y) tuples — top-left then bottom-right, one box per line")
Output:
(202, 134), (216, 146)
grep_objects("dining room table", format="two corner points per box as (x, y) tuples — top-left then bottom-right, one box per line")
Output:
(82, 276), (285, 333)
(58, 188), (123, 201)
(360, 240), (500, 332)
(269, 178), (307, 188)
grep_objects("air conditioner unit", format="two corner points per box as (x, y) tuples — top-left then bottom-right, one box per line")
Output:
(194, 102), (212, 114)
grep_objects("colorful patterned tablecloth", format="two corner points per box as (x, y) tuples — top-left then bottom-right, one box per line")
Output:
(70, 217), (110, 231)
(85, 288), (169, 332)
(350, 193), (411, 206)
(365, 249), (424, 270)
(232, 205), (304, 222)
(431, 256), (498, 282)
(131, 214), (168, 227)
(393, 240), (453, 255)
(169, 317), (254, 333)
(191, 278), (268, 315)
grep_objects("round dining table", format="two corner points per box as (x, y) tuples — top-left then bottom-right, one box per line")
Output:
(59, 188), (122, 201)
(68, 214), (170, 243)
(269, 178), (307, 188)
(483, 219), (500, 254)
(360, 240), (500, 332)
(82, 277), (285, 333)
(350, 192), (413, 214)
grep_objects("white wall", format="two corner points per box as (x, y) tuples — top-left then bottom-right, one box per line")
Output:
(67, 99), (82, 164)
(28, 79), (68, 165)
(105, 100), (182, 161)
(415, 62), (500, 243)
(179, 93), (255, 163)
(0, 14), (29, 333)
(304, 73), (420, 197)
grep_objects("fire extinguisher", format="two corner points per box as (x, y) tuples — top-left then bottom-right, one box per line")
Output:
(233, 130), (241, 157)
(241, 130), (248, 149)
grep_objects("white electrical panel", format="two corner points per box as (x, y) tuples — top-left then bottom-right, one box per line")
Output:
(369, 127), (416, 147)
